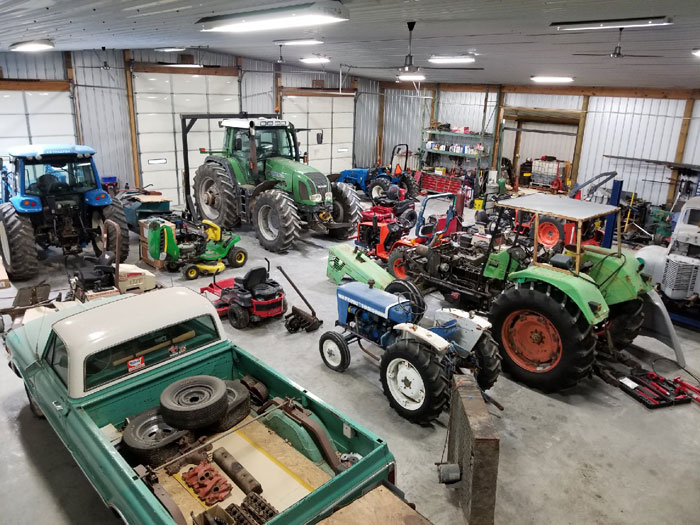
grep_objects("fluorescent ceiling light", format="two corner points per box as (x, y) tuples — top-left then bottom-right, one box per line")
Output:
(300, 56), (330, 63)
(10, 39), (54, 52)
(197, 2), (349, 33)
(428, 55), (476, 64)
(155, 47), (186, 52)
(399, 73), (426, 81)
(551, 16), (672, 31)
(157, 62), (204, 68)
(693, 49), (700, 57)
(274, 39), (324, 46)
(531, 76), (574, 83)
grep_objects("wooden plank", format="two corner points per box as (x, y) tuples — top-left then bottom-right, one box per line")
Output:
(0, 79), (69, 91)
(511, 119), (523, 181)
(131, 62), (238, 76)
(429, 83), (439, 127)
(666, 98), (696, 206)
(503, 114), (579, 125)
(570, 95), (589, 185)
(64, 51), (83, 144)
(490, 90), (505, 170)
(318, 485), (431, 524)
(377, 85), (386, 164)
(124, 51), (141, 187)
(280, 87), (357, 98)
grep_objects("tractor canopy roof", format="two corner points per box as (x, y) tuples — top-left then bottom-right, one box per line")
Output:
(220, 118), (289, 129)
(8, 144), (96, 158)
(496, 193), (619, 222)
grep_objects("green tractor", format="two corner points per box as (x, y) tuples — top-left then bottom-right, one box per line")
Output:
(181, 114), (361, 253)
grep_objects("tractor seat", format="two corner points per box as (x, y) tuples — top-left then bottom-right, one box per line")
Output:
(250, 280), (283, 301)
(77, 251), (116, 288)
(234, 266), (283, 300)
(393, 199), (413, 217)
(238, 266), (268, 291)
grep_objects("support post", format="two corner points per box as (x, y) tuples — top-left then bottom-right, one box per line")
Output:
(123, 50), (140, 187)
(490, 88), (505, 170)
(603, 179), (623, 249)
(377, 85), (386, 163)
(274, 62), (282, 113)
(64, 51), (83, 144)
(430, 83), (439, 126)
(666, 98), (695, 208)
(570, 95), (589, 185)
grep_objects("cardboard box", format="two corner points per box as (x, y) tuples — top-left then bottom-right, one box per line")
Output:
(140, 241), (165, 270)
(0, 261), (9, 289)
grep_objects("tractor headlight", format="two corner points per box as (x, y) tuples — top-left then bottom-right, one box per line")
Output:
(325, 191), (333, 201)
(310, 193), (322, 203)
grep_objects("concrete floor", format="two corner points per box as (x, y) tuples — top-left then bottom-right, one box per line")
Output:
(1, 195), (699, 525)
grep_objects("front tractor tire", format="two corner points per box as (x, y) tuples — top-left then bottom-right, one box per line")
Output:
(193, 162), (239, 228)
(93, 202), (130, 262)
(368, 177), (391, 203)
(473, 333), (502, 391)
(0, 202), (39, 281)
(251, 189), (301, 253)
(328, 182), (362, 240)
(490, 283), (595, 392)
(400, 173), (420, 199)
(606, 298), (645, 351)
(380, 338), (449, 424)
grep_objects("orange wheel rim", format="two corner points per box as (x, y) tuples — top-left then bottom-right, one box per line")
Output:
(537, 222), (560, 248)
(501, 310), (562, 373)
(392, 256), (407, 279)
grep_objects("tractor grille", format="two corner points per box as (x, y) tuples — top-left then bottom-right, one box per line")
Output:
(663, 259), (699, 293)
(328, 253), (345, 271)
(306, 171), (329, 194)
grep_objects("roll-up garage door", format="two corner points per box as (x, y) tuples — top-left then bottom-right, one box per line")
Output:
(0, 90), (77, 158)
(282, 94), (354, 175)
(133, 72), (238, 205)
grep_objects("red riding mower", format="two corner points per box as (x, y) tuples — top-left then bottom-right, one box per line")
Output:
(360, 184), (417, 223)
(200, 259), (286, 329)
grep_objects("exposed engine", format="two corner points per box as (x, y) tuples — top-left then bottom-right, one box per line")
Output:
(347, 306), (396, 344)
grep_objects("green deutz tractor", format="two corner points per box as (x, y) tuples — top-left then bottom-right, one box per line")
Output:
(184, 114), (361, 253)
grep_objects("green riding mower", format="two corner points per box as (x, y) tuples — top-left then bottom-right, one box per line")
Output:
(147, 217), (247, 280)
(386, 193), (684, 392)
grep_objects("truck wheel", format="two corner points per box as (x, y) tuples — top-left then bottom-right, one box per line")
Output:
(194, 162), (239, 228)
(473, 333), (501, 391)
(0, 202), (38, 281)
(387, 248), (408, 279)
(228, 304), (250, 329)
(606, 298), (644, 350)
(160, 375), (229, 430)
(208, 380), (251, 433)
(368, 177), (391, 203)
(227, 247), (248, 268)
(252, 189), (300, 253)
(25, 386), (44, 418)
(400, 173), (420, 199)
(329, 182), (362, 240)
(122, 408), (188, 465)
(319, 331), (351, 372)
(380, 338), (449, 424)
(490, 283), (595, 392)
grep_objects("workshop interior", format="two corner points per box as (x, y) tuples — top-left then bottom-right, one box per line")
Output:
(1, 1), (699, 524)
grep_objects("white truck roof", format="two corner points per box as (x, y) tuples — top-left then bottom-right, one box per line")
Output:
(51, 287), (224, 397)
(220, 117), (288, 128)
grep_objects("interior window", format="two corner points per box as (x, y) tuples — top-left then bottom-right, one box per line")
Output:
(24, 156), (98, 196)
(84, 315), (220, 390)
(46, 334), (69, 387)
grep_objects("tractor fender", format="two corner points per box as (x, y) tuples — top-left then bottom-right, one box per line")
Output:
(84, 188), (113, 206)
(434, 308), (491, 351)
(327, 173), (342, 182)
(9, 195), (42, 213)
(393, 323), (451, 356)
(508, 266), (609, 325)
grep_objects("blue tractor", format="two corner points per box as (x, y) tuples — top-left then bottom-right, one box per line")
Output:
(318, 280), (500, 424)
(0, 144), (129, 281)
(333, 144), (420, 202)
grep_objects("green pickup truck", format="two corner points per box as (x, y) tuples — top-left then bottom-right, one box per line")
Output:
(5, 287), (396, 524)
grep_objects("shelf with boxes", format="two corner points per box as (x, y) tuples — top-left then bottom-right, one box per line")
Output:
(420, 128), (493, 164)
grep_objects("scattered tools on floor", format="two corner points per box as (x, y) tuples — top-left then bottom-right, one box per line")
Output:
(617, 369), (692, 409)
(182, 459), (233, 505)
(276, 266), (323, 333)
(672, 376), (700, 406)
(212, 447), (262, 495)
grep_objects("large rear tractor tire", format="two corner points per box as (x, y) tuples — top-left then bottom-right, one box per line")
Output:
(380, 338), (449, 424)
(251, 189), (301, 253)
(0, 202), (39, 281)
(93, 202), (130, 262)
(193, 162), (239, 228)
(606, 298), (644, 351)
(490, 283), (595, 392)
(473, 333), (501, 391)
(368, 177), (391, 203)
(400, 173), (420, 199)
(328, 182), (362, 240)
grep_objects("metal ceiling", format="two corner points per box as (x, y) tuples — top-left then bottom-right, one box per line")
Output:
(1, 0), (700, 88)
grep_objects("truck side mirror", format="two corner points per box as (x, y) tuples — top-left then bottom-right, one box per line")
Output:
(316, 132), (323, 145)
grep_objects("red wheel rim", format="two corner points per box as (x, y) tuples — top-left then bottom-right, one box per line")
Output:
(392, 255), (408, 279)
(501, 310), (562, 373)
(537, 222), (560, 248)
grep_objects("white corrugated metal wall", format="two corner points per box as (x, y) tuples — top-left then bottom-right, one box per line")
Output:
(682, 101), (700, 166)
(0, 52), (66, 80)
(504, 93), (584, 111)
(354, 78), (380, 167)
(501, 122), (578, 168)
(436, 90), (498, 133)
(578, 97), (686, 204)
(382, 88), (433, 163)
(240, 58), (274, 114)
(72, 50), (133, 185)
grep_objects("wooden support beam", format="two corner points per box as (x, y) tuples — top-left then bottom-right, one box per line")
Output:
(377, 85), (386, 164)
(490, 90), (505, 170)
(666, 98), (696, 207)
(570, 95), (589, 185)
(274, 63), (281, 112)
(511, 119), (523, 178)
(64, 51), (83, 144)
(503, 114), (579, 125)
(0, 79), (69, 91)
(123, 51), (141, 187)
(131, 62), (239, 76)
(429, 84), (439, 127)
(279, 87), (357, 97)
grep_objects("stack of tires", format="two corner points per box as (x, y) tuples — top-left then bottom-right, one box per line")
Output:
(122, 375), (250, 465)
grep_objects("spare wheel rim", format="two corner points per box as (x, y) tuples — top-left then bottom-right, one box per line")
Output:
(134, 414), (177, 445)
(322, 339), (343, 367)
(0, 222), (11, 266)
(198, 178), (221, 220)
(501, 309), (562, 372)
(391, 254), (407, 279)
(257, 204), (279, 241)
(538, 222), (560, 248)
(173, 384), (215, 407)
(372, 185), (385, 200)
(386, 357), (425, 410)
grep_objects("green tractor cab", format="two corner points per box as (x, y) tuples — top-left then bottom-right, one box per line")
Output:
(180, 114), (361, 253)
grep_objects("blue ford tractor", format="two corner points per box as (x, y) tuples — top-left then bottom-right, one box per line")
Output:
(332, 144), (420, 202)
(319, 280), (500, 424)
(0, 145), (129, 281)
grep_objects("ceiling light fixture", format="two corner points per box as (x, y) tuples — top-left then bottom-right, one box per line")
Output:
(197, 1), (349, 33)
(428, 55), (476, 64)
(398, 73), (426, 81)
(274, 39), (324, 46)
(692, 49), (700, 57)
(551, 16), (672, 31)
(10, 39), (54, 52)
(300, 56), (330, 64)
(531, 76), (574, 83)
(154, 47), (186, 52)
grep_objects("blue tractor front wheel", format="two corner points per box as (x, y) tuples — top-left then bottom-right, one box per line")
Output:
(0, 202), (39, 281)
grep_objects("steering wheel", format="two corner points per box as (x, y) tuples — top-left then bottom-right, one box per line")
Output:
(48, 181), (71, 193)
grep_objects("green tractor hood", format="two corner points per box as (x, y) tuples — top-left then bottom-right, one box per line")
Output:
(265, 157), (332, 207)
